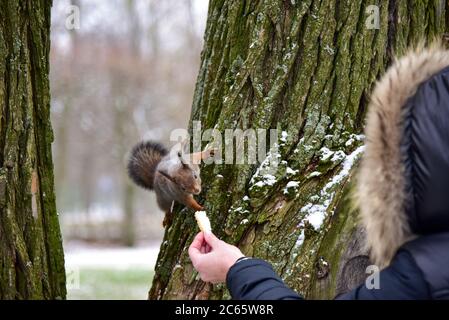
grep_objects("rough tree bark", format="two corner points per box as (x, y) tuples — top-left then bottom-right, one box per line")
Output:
(149, 0), (448, 299)
(0, 0), (66, 299)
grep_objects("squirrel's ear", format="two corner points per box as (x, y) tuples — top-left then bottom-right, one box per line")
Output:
(181, 138), (190, 154)
(177, 151), (189, 168)
(158, 170), (176, 183)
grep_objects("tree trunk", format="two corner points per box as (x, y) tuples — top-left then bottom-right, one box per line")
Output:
(0, 0), (66, 299)
(149, 0), (448, 300)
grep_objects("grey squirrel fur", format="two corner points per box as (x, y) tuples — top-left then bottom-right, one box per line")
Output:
(127, 140), (215, 227)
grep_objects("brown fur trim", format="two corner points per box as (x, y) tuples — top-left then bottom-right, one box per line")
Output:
(356, 42), (449, 267)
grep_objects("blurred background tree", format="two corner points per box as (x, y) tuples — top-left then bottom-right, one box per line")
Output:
(50, 0), (208, 299)
(50, 0), (207, 246)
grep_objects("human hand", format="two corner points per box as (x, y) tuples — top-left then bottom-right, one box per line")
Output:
(188, 231), (245, 283)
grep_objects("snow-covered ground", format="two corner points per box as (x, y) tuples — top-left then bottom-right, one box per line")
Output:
(64, 241), (161, 299)
(65, 241), (160, 270)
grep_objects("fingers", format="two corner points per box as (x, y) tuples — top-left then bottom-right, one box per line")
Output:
(203, 231), (221, 248)
(189, 232), (205, 256)
(193, 231), (205, 248)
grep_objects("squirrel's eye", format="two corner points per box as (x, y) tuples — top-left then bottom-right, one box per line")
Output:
(193, 173), (198, 179)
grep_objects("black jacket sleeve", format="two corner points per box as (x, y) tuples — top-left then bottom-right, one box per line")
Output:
(226, 250), (430, 300)
(226, 258), (303, 300)
(336, 250), (431, 300)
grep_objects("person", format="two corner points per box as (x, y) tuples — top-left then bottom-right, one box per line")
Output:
(189, 42), (449, 300)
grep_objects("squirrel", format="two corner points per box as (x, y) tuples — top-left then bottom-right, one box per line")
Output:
(127, 140), (215, 227)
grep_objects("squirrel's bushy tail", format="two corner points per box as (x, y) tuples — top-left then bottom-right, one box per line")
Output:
(127, 141), (168, 190)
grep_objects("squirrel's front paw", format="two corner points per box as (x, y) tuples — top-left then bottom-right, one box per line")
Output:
(193, 203), (204, 211)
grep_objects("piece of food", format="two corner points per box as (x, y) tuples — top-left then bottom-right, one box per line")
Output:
(195, 211), (212, 233)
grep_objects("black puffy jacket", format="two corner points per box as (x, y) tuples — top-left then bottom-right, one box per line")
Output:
(226, 44), (449, 300)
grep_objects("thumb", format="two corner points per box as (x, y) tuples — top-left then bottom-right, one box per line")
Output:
(188, 232), (204, 257)
(203, 231), (221, 248)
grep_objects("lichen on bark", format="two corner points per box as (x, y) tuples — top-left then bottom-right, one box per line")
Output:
(0, 0), (66, 299)
(149, 0), (448, 300)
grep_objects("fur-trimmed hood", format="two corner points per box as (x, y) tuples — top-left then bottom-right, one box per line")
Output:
(357, 42), (449, 267)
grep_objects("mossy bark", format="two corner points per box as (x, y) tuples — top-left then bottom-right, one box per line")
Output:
(0, 0), (66, 299)
(149, 0), (448, 300)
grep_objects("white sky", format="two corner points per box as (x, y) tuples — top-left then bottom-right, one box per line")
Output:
(51, 0), (209, 53)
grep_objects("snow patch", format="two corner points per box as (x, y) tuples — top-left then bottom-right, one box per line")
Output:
(253, 174), (277, 187)
(286, 181), (300, 188)
(300, 203), (328, 230)
(283, 181), (300, 194)
(319, 147), (334, 161)
(230, 206), (250, 214)
(331, 150), (346, 162)
(65, 245), (159, 270)
(345, 134), (365, 147)
(280, 131), (288, 143)
(307, 171), (321, 178)
(299, 145), (365, 231)
(295, 229), (305, 248)
(250, 145), (281, 188)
